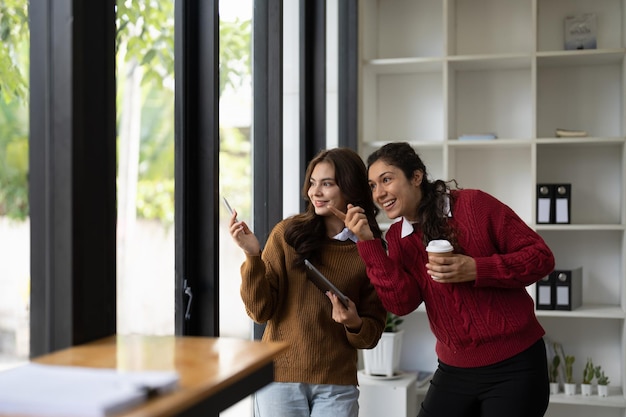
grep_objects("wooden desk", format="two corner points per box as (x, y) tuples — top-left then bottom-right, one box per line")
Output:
(4, 335), (287, 417)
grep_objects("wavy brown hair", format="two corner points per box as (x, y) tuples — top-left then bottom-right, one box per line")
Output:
(284, 148), (383, 266)
(367, 142), (460, 250)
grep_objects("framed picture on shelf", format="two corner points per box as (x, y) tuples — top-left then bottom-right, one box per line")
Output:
(564, 13), (597, 50)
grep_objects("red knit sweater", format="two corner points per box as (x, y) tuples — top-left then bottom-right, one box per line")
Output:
(357, 189), (555, 368)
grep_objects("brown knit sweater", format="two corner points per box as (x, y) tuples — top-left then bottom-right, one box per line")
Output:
(240, 219), (386, 386)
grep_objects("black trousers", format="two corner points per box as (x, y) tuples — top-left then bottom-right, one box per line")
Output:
(418, 339), (549, 417)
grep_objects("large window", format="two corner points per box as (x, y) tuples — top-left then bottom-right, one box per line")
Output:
(3, 3), (357, 417)
(114, 0), (255, 343)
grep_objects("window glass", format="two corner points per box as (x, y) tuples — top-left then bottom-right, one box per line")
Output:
(0, 0), (30, 370)
(219, 0), (252, 338)
(219, 0), (253, 415)
(116, 1), (176, 335)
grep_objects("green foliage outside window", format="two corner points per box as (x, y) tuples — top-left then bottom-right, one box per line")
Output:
(0, 0), (29, 220)
(0, 0), (252, 224)
(0, 0), (29, 103)
(0, 95), (28, 220)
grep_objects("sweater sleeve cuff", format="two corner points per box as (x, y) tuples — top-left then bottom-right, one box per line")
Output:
(357, 239), (387, 264)
(245, 251), (262, 259)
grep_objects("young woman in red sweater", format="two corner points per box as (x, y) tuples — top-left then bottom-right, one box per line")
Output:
(334, 142), (555, 417)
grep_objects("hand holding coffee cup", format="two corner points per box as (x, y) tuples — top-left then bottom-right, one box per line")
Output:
(426, 240), (453, 280)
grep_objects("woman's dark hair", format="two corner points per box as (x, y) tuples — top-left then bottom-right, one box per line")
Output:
(285, 148), (383, 265)
(367, 142), (459, 249)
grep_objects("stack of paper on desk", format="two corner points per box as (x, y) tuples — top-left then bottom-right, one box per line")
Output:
(0, 363), (179, 417)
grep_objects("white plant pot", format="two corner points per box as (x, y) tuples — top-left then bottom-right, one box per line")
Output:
(362, 330), (404, 377)
(580, 383), (592, 396)
(597, 384), (609, 397)
(564, 383), (576, 396)
(549, 382), (560, 395)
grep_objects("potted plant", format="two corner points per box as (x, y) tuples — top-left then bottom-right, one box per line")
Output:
(362, 312), (404, 377)
(548, 354), (560, 394)
(581, 358), (597, 396)
(595, 367), (610, 397)
(552, 342), (577, 395)
(563, 355), (576, 395)
(384, 311), (404, 332)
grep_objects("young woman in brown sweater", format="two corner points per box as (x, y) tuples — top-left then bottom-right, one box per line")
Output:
(228, 147), (386, 417)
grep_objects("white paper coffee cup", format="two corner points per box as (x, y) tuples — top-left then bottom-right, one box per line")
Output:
(426, 240), (453, 280)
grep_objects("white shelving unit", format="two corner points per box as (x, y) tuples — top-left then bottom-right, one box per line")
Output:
(358, 1), (626, 416)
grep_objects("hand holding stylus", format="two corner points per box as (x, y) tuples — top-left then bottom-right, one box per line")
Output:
(225, 198), (261, 256)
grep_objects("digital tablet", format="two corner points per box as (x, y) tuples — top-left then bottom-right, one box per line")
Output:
(304, 259), (349, 308)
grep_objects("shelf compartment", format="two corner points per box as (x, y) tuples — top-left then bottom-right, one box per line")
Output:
(449, 67), (532, 140)
(536, 143), (624, 225)
(536, 61), (624, 138)
(448, 146), (533, 222)
(361, 70), (444, 143)
(540, 317), (623, 393)
(537, 0), (625, 52)
(361, 0), (443, 60)
(537, 230), (623, 307)
(450, 0), (533, 56)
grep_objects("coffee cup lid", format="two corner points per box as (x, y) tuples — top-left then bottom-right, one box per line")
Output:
(426, 239), (453, 253)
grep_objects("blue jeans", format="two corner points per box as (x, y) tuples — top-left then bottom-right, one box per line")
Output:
(254, 382), (359, 417)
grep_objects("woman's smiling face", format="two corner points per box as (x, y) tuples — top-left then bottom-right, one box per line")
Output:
(368, 160), (423, 221)
(308, 161), (347, 218)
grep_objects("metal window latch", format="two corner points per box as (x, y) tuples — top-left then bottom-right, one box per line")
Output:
(183, 279), (193, 320)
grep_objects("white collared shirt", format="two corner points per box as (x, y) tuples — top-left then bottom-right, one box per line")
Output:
(333, 227), (358, 243)
(401, 194), (452, 238)
(401, 218), (417, 238)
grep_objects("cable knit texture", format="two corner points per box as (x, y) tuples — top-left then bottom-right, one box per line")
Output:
(240, 219), (386, 385)
(357, 189), (555, 368)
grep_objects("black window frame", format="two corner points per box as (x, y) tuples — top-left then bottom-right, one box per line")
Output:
(29, 0), (117, 356)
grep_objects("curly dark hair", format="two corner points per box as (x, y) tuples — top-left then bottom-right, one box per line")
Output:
(284, 148), (383, 266)
(366, 142), (460, 250)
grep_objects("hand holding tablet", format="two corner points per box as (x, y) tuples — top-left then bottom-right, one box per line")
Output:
(304, 259), (350, 308)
